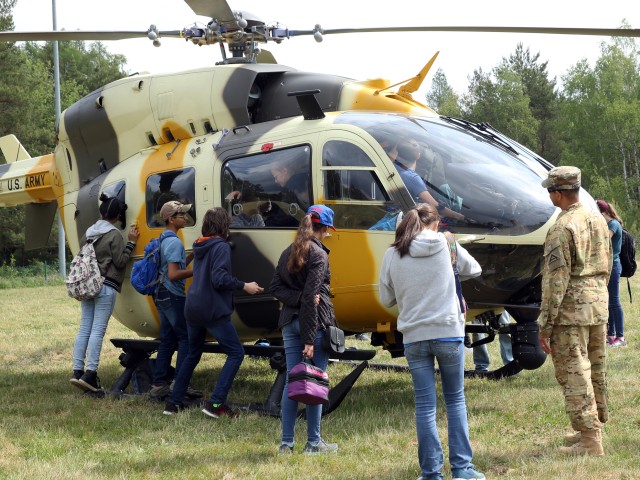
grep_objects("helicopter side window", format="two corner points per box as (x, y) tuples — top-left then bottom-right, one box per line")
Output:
(321, 140), (399, 230)
(222, 145), (311, 229)
(145, 168), (196, 228)
(101, 180), (127, 230)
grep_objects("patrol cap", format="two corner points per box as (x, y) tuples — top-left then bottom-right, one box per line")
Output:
(160, 200), (192, 221)
(541, 166), (581, 191)
(307, 204), (337, 231)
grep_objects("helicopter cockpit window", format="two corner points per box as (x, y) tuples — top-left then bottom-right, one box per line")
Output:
(101, 180), (126, 230)
(334, 113), (557, 236)
(321, 140), (399, 230)
(145, 168), (196, 228)
(222, 145), (311, 229)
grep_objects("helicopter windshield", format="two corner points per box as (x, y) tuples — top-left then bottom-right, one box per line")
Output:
(336, 113), (556, 236)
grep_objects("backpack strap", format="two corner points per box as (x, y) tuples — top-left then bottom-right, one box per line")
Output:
(627, 277), (633, 304)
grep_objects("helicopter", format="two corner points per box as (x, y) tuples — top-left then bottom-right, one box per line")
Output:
(1, 0), (638, 406)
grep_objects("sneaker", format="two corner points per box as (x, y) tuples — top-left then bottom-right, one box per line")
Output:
(69, 370), (84, 387)
(452, 466), (486, 480)
(202, 402), (238, 418)
(303, 438), (338, 454)
(163, 401), (184, 415)
(613, 337), (627, 347)
(606, 336), (616, 346)
(168, 380), (204, 399)
(278, 444), (294, 454)
(77, 370), (101, 392)
(149, 383), (171, 401)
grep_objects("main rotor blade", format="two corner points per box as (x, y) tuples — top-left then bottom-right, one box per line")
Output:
(184, 0), (234, 23)
(290, 26), (640, 38)
(0, 30), (184, 42)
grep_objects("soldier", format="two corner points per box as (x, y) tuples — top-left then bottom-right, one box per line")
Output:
(537, 166), (611, 456)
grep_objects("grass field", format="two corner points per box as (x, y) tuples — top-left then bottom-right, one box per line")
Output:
(1, 282), (639, 480)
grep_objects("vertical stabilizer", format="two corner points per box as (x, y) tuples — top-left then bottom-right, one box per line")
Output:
(0, 135), (31, 163)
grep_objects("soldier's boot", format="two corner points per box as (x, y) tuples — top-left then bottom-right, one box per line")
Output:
(559, 430), (604, 456)
(564, 431), (581, 445)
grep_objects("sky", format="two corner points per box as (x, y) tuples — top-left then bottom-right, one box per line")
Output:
(10, 0), (639, 101)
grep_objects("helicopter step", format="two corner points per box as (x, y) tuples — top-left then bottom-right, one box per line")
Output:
(108, 338), (376, 416)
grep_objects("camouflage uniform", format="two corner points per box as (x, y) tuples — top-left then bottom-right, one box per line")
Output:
(538, 167), (612, 434)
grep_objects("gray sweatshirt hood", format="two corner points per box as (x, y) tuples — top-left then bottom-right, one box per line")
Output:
(408, 230), (446, 258)
(86, 219), (117, 240)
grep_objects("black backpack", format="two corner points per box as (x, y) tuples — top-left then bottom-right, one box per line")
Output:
(620, 229), (636, 278)
(619, 229), (636, 303)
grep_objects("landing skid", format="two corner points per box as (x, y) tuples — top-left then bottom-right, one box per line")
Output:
(108, 338), (375, 417)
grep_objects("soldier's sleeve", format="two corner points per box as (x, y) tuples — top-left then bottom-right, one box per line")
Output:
(537, 227), (571, 337)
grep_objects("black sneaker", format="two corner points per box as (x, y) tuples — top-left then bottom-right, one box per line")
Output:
(163, 401), (183, 416)
(77, 370), (101, 392)
(69, 370), (84, 388)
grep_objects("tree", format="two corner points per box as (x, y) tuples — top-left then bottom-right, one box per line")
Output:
(425, 68), (462, 117)
(505, 44), (561, 161)
(560, 31), (640, 230)
(0, 2), (128, 265)
(462, 65), (539, 149)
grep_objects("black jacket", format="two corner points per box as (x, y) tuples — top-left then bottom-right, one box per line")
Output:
(270, 237), (336, 345)
(184, 236), (245, 326)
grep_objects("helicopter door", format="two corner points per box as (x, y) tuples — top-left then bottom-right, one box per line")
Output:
(317, 135), (400, 331)
(217, 142), (315, 336)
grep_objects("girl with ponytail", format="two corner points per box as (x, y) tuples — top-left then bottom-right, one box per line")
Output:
(70, 194), (139, 393)
(270, 205), (339, 454)
(596, 199), (627, 347)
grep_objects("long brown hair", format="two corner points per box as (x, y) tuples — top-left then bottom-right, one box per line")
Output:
(391, 204), (440, 257)
(596, 199), (623, 226)
(201, 207), (230, 238)
(287, 213), (326, 272)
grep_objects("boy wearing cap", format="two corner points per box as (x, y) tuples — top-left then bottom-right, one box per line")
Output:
(537, 166), (611, 456)
(149, 201), (201, 400)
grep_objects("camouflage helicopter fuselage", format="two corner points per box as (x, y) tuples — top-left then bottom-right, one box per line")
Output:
(0, 62), (574, 353)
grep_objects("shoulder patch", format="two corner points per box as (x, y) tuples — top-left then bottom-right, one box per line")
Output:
(546, 238), (566, 271)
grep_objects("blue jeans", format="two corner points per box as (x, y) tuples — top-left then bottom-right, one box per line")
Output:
(281, 318), (328, 445)
(73, 284), (117, 371)
(152, 285), (189, 385)
(607, 260), (624, 337)
(170, 320), (245, 405)
(404, 340), (474, 478)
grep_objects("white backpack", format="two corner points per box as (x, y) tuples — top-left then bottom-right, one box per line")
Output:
(65, 238), (104, 301)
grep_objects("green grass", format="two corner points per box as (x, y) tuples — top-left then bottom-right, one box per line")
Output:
(1, 282), (639, 479)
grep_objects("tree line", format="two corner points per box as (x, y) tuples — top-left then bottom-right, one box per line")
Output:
(426, 30), (640, 235)
(0, 0), (127, 266)
(1, 0), (638, 266)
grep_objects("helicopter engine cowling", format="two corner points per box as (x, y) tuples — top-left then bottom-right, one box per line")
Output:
(509, 322), (547, 370)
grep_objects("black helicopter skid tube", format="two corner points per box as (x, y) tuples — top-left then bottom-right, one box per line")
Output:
(108, 338), (375, 415)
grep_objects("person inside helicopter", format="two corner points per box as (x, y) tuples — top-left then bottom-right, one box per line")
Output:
(392, 137), (466, 223)
(270, 158), (310, 213)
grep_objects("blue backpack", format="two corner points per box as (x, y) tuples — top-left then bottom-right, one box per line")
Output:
(130, 231), (177, 295)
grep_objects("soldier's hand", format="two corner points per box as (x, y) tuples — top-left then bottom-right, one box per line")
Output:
(538, 334), (551, 354)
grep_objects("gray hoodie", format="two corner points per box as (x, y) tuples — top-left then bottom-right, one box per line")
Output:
(378, 230), (481, 344)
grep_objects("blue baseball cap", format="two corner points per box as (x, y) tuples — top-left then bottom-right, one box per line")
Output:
(307, 205), (337, 231)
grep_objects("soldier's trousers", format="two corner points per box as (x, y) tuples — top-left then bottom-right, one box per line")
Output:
(550, 324), (608, 432)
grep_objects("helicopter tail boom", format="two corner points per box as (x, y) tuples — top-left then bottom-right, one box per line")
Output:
(0, 150), (57, 207)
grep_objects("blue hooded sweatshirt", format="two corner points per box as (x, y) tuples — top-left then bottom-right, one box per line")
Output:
(184, 236), (245, 327)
